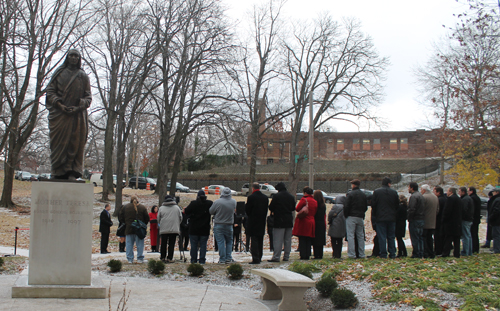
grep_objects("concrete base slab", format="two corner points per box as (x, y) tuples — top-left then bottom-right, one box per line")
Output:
(11, 276), (106, 299)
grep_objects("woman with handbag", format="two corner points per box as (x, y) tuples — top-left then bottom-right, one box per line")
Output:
(149, 206), (159, 252)
(118, 196), (150, 264)
(292, 186), (317, 260)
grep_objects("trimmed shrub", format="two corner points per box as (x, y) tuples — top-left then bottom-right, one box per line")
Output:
(316, 277), (338, 297)
(288, 262), (318, 279)
(226, 263), (244, 280)
(107, 259), (122, 273)
(321, 269), (340, 280)
(330, 288), (358, 308)
(147, 259), (165, 275)
(187, 263), (204, 276)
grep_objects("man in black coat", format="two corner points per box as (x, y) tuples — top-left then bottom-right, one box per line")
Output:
(371, 177), (399, 258)
(99, 203), (113, 254)
(245, 182), (270, 264)
(345, 179), (368, 259)
(468, 187), (482, 254)
(433, 186), (447, 256)
(459, 187), (474, 256)
(268, 182), (296, 262)
(185, 190), (213, 264)
(489, 188), (500, 254)
(441, 187), (462, 258)
(407, 182), (425, 258)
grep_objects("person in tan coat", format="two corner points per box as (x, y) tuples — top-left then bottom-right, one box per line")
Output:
(421, 184), (439, 258)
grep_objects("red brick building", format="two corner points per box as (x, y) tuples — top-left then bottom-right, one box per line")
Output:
(250, 129), (440, 165)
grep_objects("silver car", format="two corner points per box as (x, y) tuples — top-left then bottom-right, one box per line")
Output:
(241, 183), (278, 198)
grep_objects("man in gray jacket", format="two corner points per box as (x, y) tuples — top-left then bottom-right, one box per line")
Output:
(210, 187), (237, 264)
(157, 195), (183, 263)
(408, 182), (425, 258)
(421, 184), (439, 258)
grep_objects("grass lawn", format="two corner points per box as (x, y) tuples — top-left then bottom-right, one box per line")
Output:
(308, 254), (500, 310)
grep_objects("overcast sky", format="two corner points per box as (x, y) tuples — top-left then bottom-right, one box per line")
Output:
(222, 0), (467, 132)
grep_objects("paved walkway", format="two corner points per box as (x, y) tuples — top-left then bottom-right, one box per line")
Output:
(0, 241), (402, 311)
(0, 274), (276, 311)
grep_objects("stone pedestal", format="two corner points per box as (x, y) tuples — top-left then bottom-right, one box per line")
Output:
(12, 181), (106, 298)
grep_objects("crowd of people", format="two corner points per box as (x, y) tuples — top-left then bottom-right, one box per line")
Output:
(99, 179), (500, 264)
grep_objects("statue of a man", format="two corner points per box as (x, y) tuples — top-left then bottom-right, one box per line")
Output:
(46, 49), (92, 180)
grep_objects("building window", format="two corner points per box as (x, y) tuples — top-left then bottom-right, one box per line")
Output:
(373, 138), (381, 150)
(426, 139), (433, 150)
(328, 139), (333, 143)
(401, 138), (408, 150)
(267, 158), (274, 164)
(268, 142), (273, 148)
(352, 138), (360, 150)
(363, 139), (370, 150)
(390, 138), (398, 150)
(337, 139), (344, 151)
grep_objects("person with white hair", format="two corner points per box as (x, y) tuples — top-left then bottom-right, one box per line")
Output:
(420, 184), (439, 258)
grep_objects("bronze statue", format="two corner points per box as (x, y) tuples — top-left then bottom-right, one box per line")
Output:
(46, 49), (92, 180)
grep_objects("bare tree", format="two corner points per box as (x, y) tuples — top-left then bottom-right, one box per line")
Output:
(148, 0), (233, 204)
(282, 16), (388, 194)
(0, 0), (94, 207)
(82, 0), (157, 203)
(226, 0), (293, 187)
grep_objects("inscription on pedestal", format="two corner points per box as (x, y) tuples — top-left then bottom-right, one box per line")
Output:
(29, 182), (94, 285)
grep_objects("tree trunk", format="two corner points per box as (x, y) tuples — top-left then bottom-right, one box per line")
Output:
(101, 112), (117, 201)
(0, 147), (19, 208)
(248, 128), (259, 188)
(113, 115), (126, 217)
(157, 135), (171, 206)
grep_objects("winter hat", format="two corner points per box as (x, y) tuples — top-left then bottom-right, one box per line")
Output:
(350, 179), (361, 187)
(221, 187), (232, 197)
(275, 182), (286, 191)
(197, 190), (206, 197)
(164, 195), (175, 202)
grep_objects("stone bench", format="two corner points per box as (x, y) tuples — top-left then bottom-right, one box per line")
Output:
(251, 268), (315, 311)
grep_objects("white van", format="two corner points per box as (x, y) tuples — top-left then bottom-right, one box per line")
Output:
(90, 173), (125, 188)
(90, 173), (103, 187)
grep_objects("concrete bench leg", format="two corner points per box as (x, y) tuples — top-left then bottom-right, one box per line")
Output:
(278, 286), (309, 311)
(260, 277), (282, 300)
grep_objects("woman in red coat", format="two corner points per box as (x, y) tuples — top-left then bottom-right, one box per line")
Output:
(149, 205), (159, 252)
(292, 186), (317, 260)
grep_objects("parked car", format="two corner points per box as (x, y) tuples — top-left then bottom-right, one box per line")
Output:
(129, 176), (156, 190)
(38, 173), (51, 181)
(90, 173), (125, 188)
(20, 171), (32, 181)
(30, 174), (39, 181)
(201, 185), (237, 196)
(241, 183), (278, 198)
(480, 197), (488, 210)
(295, 190), (335, 204)
(15, 171), (22, 180)
(167, 182), (190, 193)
